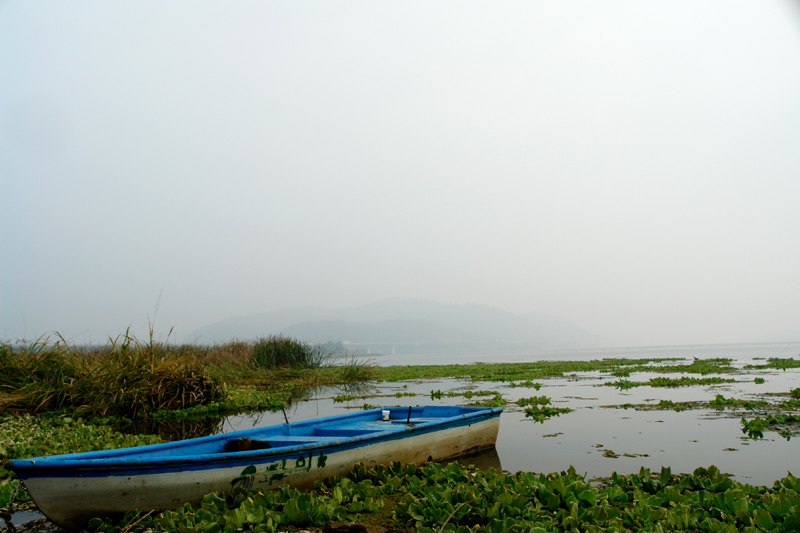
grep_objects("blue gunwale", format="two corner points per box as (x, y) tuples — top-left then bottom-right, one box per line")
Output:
(6, 406), (502, 479)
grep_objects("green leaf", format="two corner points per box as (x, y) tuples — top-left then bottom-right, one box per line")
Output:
(753, 509), (775, 530)
(578, 489), (597, 507)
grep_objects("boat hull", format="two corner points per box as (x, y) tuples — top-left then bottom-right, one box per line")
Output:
(9, 407), (501, 528)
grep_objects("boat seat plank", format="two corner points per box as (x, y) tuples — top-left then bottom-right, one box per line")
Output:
(389, 418), (438, 424)
(223, 435), (335, 452)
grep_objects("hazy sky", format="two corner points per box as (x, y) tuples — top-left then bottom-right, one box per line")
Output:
(2, 1), (800, 347)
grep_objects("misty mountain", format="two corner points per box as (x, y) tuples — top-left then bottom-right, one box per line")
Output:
(185, 298), (598, 353)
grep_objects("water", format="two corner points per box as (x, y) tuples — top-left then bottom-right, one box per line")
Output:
(369, 341), (800, 366)
(218, 342), (800, 486)
(10, 342), (800, 528)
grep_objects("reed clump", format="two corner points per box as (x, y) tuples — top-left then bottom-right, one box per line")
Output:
(249, 335), (332, 369)
(0, 332), (377, 419)
(0, 333), (224, 418)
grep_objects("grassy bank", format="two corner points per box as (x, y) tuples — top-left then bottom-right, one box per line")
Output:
(0, 334), (375, 419)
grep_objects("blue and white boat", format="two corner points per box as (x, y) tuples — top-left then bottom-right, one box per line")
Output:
(5, 406), (502, 528)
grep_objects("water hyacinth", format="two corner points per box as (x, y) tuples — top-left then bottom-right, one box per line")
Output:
(74, 461), (800, 533)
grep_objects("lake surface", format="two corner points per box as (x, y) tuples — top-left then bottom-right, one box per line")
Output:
(220, 342), (800, 486)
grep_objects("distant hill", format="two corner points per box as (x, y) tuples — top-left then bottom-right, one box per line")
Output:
(184, 298), (598, 353)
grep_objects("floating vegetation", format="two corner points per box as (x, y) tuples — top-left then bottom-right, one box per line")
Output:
(741, 416), (770, 439)
(658, 400), (686, 412)
(648, 376), (736, 387)
(708, 395), (769, 410)
(543, 432), (563, 438)
(466, 393), (506, 408)
(710, 394), (738, 406)
(605, 376), (737, 389)
(430, 389), (500, 401)
(461, 390), (500, 398)
(516, 395), (552, 407)
(333, 394), (356, 403)
(517, 396), (574, 422)
(54, 461), (800, 533)
(744, 357), (800, 370)
(524, 405), (573, 423)
(602, 393), (790, 413)
(607, 379), (642, 390)
(0, 414), (162, 510)
(374, 358), (686, 383)
(742, 414), (800, 440)
(610, 367), (632, 378)
(508, 380), (541, 389)
(754, 377), (766, 384)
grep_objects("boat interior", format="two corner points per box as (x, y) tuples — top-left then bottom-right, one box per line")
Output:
(222, 415), (442, 452)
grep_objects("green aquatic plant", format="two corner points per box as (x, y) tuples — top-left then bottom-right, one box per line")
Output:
(466, 393), (506, 407)
(648, 376), (736, 387)
(744, 357), (800, 370)
(710, 394), (737, 406)
(460, 390), (498, 398)
(741, 414), (800, 440)
(741, 416), (768, 439)
(516, 395), (551, 407)
(610, 367), (632, 378)
(658, 399), (685, 412)
(375, 357), (685, 383)
(333, 394), (356, 403)
(524, 404), (573, 423)
(607, 379), (642, 390)
(17, 460), (800, 533)
(0, 414), (163, 511)
(754, 377), (765, 384)
(515, 394), (572, 419)
(508, 380), (541, 389)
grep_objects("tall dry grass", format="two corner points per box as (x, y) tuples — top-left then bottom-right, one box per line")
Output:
(0, 333), (376, 417)
(0, 332), (224, 418)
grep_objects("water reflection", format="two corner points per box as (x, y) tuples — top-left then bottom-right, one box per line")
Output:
(123, 417), (226, 441)
(447, 447), (503, 472)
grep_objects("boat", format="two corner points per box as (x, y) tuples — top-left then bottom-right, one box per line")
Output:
(5, 405), (502, 528)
